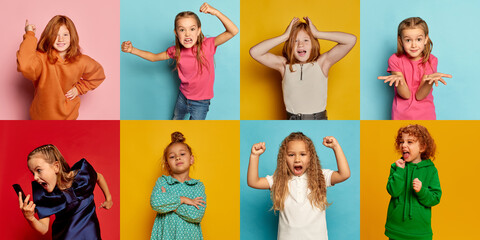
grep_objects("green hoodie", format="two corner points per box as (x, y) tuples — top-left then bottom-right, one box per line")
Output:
(385, 159), (442, 240)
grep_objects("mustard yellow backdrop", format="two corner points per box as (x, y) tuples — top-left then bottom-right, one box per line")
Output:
(361, 121), (479, 239)
(240, 0), (360, 120)
(120, 121), (240, 239)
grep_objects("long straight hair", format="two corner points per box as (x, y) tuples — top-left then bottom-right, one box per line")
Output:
(282, 21), (320, 72)
(37, 15), (82, 64)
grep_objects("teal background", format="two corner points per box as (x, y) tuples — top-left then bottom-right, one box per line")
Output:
(240, 120), (360, 239)
(360, 0), (480, 120)
(120, 0), (239, 119)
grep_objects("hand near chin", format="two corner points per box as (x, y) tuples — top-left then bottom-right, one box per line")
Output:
(395, 159), (405, 169)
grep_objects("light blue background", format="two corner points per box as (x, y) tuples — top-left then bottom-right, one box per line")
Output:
(240, 121), (360, 240)
(361, 0), (480, 120)
(120, 0), (239, 119)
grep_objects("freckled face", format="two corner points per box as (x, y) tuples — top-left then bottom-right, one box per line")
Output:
(27, 155), (59, 193)
(286, 140), (311, 176)
(293, 30), (312, 63)
(401, 28), (428, 61)
(175, 17), (201, 49)
(53, 25), (71, 55)
(166, 143), (194, 174)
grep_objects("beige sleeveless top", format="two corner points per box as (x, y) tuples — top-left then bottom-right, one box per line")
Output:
(282, 62), (328, 114)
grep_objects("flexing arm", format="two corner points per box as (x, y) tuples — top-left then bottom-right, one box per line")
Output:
(249, 18), (299, 74)
(199, 3), (238, 46)
(17, 19), (43, 81)
(247, 142), (270, 189)
(19, 193), (50, 235)
(416, 72), (452, 100)
(96, 173), (113, 209)
(323, 137), (350, 185)
(121, 41), (170, 62)
(175, 183), (207, 223)
(305, 17), (356, 76)
(386, 160), (406, 197)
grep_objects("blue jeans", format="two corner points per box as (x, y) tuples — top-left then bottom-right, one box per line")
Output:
(172, 92), (210, 120)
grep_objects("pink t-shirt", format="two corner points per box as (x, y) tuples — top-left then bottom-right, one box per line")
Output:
(167, 37), (217, 100)
(387, 54), (438, 120)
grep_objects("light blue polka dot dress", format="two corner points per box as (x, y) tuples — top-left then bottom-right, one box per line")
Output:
(150, 175), (206, 240)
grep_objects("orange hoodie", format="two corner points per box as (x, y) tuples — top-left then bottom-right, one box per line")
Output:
(17, 31), (105, 120)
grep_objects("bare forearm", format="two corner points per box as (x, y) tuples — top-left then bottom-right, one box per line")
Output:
(247, 155), (262, 188)
(397, 84), (411, 99)
(130, 47), (165, 62)
(26, 217), (49, 235)
(215, 10), (238, 37)
(250, 34), (288, 59)
(313, 31), (356, 46)
(97, 173), (112, 201)
(415, 82), (432, 100)
(333, 145), (350, 181)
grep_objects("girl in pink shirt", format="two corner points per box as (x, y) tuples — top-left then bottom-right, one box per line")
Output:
(378, 17), (452, 120)
(121, 2), (238, 120)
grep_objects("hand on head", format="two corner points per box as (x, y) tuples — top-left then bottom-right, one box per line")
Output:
(121, 41), (133, 53)
(303, 16), (319, 34)
(25, 19), (36, 33)
(251, 142), (266, 156)
(284, 17), (299, 37)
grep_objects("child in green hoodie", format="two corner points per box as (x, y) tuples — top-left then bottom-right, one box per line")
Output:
(385, 124), (442, 240)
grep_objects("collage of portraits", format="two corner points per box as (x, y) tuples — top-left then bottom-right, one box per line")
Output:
(1, 0), (479, 239)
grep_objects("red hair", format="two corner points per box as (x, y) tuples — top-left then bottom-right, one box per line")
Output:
(395, 124), (436, 160)
(37, 15), (82, 64)
(282, 21), (320, 72)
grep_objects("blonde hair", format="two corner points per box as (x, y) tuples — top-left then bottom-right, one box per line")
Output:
(282, 21), (320, 72)
(27, 144), (75, 190)
(395, 124), (436, 161)
(37, 15), (82, 64)
(397, 17), (433, 64)
(271, 132), (328, 211)
(173, 11), (207, 73)
(162, 131), (193, 175)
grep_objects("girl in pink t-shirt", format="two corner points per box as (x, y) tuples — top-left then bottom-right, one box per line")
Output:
(121, 2), (238, 120)
(378, 17), (452, 120)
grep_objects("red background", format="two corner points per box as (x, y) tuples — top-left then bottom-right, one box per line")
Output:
(0, 121), (120, 239)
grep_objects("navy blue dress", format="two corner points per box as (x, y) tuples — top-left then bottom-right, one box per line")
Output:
(32, 159), (101, 240)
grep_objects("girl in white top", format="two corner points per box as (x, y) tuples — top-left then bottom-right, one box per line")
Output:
(247, 132), (351, 240)
(250, 17), (356, 119)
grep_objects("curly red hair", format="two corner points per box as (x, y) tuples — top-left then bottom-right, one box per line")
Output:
(395, 124), (436, 160)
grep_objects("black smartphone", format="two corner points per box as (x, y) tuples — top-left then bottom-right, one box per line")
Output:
(13, 184), (26, 202)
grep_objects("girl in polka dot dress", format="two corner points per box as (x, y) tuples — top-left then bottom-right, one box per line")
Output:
(150, 132), (206, 240)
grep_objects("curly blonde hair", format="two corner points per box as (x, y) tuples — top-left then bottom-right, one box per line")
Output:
(395, 124), (436, 161)
(272, 132), (328, 211)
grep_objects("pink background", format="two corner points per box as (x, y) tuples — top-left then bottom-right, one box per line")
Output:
(0, 0), (120, 120)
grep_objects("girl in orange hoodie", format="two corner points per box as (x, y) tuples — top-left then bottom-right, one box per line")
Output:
(17, 15), (105, 120)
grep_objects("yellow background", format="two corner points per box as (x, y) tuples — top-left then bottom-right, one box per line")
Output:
(240, 0), (360, 120)
(120, 121), (240, 240)
(361, 121), (479, 239)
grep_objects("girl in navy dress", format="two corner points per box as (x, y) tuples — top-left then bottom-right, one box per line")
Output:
(18, 144), (113, 240)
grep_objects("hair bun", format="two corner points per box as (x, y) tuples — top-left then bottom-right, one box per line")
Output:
(171, 131), (185, 143)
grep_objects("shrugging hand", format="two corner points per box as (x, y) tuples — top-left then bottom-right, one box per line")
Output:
(422, 72), (452, 87)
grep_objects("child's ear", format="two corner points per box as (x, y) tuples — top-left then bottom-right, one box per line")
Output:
(190, 155), (195, 165)
(174, 30), (178, 37)
(420, 144), (426, 153)
(53, 161), (60, 173)
(425, 35), (429, 45)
